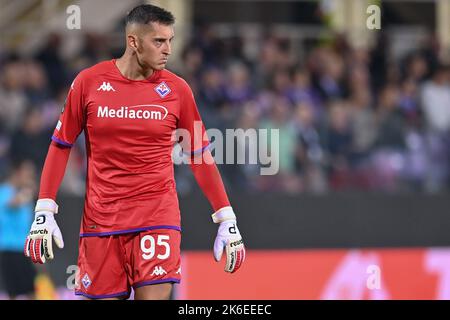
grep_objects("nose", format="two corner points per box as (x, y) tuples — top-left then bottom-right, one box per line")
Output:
(163, 41), (171, 56)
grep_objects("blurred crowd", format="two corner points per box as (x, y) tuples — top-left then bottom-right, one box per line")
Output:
(1, 27), (450, 195)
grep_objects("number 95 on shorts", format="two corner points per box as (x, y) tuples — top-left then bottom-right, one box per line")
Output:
(76, 228), (181, 299)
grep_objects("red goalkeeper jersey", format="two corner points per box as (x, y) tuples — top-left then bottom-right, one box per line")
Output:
(52, 60), (209, 236)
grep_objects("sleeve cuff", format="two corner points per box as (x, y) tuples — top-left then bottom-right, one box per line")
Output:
(211, 206), (236, 223)
(51, 136), (73, 148)
(35, 198), (59, 214)
(183, 142), (211, 156)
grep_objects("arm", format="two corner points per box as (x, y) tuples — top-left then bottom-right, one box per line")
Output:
(188, 150), (246, 274)
(25, 71), (85, 264)
(24, 141), (70, 264)
(38, 141), (71, 200)
(178, 81), (245, 273)
(188, 150), (230, 211)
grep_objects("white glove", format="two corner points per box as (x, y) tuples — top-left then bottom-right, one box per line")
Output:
(24, 199), (64, 264)
(212, 207), (246, 273)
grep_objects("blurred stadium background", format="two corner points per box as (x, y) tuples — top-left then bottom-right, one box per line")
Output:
(1, 0), (450, 299)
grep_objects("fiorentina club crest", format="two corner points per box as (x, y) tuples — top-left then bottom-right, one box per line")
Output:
(82, 273), (92, 289)
(155, 82), (171, 98)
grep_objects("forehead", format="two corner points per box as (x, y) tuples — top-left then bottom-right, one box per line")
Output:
(141, 22), (174, 38)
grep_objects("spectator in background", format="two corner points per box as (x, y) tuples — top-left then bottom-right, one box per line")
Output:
(371, 85), (407, 191)
(348, 88), (376, 160)
(255, 37), (286, 89)
(178, 46), (204, 92)
(34, 33), (67, 94)
(234, 101), (263, 190)
(197, 66), (228, 129)
(369, 32), (389, 93)
(292, 101), (327, 193)
(421, 65), (450, 134)
(312, 49), (345, 102)
(259, 96), (300, 192)
(191, 22), (226, 66)
(0, 60), (27, 133)
(288, 67), (322, 117)
(24, 61), (51, 106)
(79, 32), (111, 67)
(420, 65), (450, 191)
(403, 53), (429, 85)
(398, 79), (420, 122)
(0, 159), (37, 300)
(0, 127), (9, 180)
(271, 69), (292, 100)
(9, 107), (53, 173)
(374, 84), (405, 150)
(323, 100), (353, 190)
(347, 88), (377, 190)
(39, 86), (67, 131)
(224, 62), (254, 106)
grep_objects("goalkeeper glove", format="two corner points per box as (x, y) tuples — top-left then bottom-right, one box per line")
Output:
(212, 206), (245, 273)
(24, 199), (64, 264)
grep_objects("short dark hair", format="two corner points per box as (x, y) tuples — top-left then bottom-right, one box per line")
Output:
(126, 4), (175, 26)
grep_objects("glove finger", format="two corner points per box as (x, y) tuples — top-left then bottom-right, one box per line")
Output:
(213, 237), (224, 262)
(35, 239), (45, 264)
(43, 233), (54, 260)
(30, 239), (36, 263)
(232, 248), (244, 273)
(24, 237), (31, 257)
(225, 242), (237, 273)
(30, 239), (40, 264)
(53, 227), (64, 249)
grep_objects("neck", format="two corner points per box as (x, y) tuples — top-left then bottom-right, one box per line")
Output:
(115, 49), (154, 80)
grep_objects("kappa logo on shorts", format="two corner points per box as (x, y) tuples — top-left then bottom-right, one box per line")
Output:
(175, 267), (181, 275)
(154, 82), (171, 98)
(151, 266), (167, 276)
(82, 273), (92, 289)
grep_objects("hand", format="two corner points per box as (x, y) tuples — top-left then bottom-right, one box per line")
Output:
(24, 199), (64, 264)
(212, 207), (246, 273)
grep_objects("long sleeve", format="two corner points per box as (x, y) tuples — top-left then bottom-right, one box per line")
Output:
(189, 150), (230, 212)
(39, 71), (85, 200)
(38, 141), (71, 200)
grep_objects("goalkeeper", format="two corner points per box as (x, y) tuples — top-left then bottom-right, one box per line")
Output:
(24, 4), (245, 300)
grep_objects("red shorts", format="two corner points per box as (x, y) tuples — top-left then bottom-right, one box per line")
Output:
(75, 228), (181, 299)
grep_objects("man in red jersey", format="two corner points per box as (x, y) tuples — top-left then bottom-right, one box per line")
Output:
(23, 4), (245, 300)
